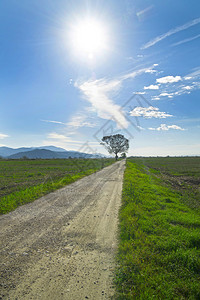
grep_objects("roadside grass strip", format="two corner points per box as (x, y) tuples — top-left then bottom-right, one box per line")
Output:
(0, 172), (88, 214)
(0, 159), (115, 214)
(116, 160), (200, 299)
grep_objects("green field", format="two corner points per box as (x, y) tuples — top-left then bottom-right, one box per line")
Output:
(0, 158), (114, 214)
(116, 157), (200, 299)
(133, 156), (200, 211)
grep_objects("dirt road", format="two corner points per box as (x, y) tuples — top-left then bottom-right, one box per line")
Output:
(0, 160), (125, 299)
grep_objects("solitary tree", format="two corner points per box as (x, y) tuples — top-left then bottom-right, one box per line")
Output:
(120, 152), (126, 159)
(101, 134), (129, 161)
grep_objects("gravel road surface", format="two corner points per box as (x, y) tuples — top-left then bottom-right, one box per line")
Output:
(0, 160), (125, 299)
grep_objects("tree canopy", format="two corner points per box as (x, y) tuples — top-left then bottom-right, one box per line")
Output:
(101, 134), (129, 160)
(120, 152), (126, 159)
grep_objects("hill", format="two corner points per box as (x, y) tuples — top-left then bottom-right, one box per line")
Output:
(0, 145), (105, 159)
(0, 146), (68, 157)
(6, 149), (102, 159)
(0, 147), (33, 157)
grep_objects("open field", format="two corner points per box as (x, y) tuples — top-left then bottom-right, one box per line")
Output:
(132, 156), (200, 211)
(0, 158), (115, 214)
(116, 157), (200, 299)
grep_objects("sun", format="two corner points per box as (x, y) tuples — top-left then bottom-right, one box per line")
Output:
(69, 17), (108, 61)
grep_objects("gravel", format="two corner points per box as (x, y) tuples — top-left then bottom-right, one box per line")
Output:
(0, 160), (125, 299)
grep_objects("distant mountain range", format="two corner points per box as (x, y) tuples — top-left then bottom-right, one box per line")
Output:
(0, 146), (104, 159)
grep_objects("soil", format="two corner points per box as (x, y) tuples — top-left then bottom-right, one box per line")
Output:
(0, 160), (125, 300)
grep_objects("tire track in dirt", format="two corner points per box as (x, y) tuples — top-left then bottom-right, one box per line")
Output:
(0, 160), (125, 299)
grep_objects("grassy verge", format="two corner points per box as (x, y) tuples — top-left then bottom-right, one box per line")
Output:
(0, 158), (114, 214)
(116, 159), (200, 299)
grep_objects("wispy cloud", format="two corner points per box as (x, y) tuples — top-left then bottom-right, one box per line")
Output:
(144, 84), (159, 90)
(135, 91), (146, 95)
(77, 78), (128, 128)
(47, 132), (83, 144)
(185, 67), (200, 79)
(156, 76), (182, 84)
(171, 34), (200, 47)
(121, 65), (157, 80)
(136, 5), (154, 19)
(146, 71), (199, 101)
(44, 132), (101, 152)
(156, 83), (196, 99)
(149, 124), (185, 131)
(76, 66), (156, 128)
(41, 119), (66, 125)
(141, 17), (200, 49)
(130, 106), (172, 118)
(0, 133), (9, 139)
(67, 113), (97, 129)
(42, 114), (96, 131)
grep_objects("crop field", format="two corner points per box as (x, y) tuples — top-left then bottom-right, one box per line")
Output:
(0, 158), (114, 214)
(133, 156), (200, 211)
(116, 157), (200, 299)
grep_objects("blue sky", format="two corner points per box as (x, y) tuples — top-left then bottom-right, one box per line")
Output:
(0, 0), (200, 156)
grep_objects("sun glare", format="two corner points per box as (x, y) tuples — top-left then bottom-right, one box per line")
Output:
(69, 18), (108, 61)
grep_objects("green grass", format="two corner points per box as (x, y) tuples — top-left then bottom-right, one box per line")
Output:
(130, 156), (200, 211)
(0, 158), (114, 214)
(116, 158), (200, 299)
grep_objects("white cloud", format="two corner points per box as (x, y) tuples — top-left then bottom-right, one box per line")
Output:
(182, 86), (192, 90)
(126, 56), (134, 61)
(144, 84), (159, 90)
(41, 119), (66, 125)
(144, 64), (159, 74)
(145, 69), (156, 74)
(171, 34), (200, 47)
(121, 66), (155, 80)
(149, 124), (185, 131)
(76, 66), (153, 129)
(152, 96), (160, 100)
(141, 17), (200, 49)
(136, 5), (154, 19)
(130, 106), (172, 118)
(0, 133), (9, 139)
(156, 76), (182, 84)
(137, 125), (145, 130)
(47, 132), (83, 144)
(77, 78), (128, 128)
(48, 133), (67, 140)
(44, 132), (103, 153)
(184, 76), (192, 80)
(42, 114), (97, 130)
(159, 92), (174, 98)
(168, 125), (185, 130)
(154, 79), (199, 100)
(67, 113), (96, 128)
(135, 91), (146, 95)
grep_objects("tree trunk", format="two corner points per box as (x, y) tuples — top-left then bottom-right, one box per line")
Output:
(115, 154), (118, 161)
